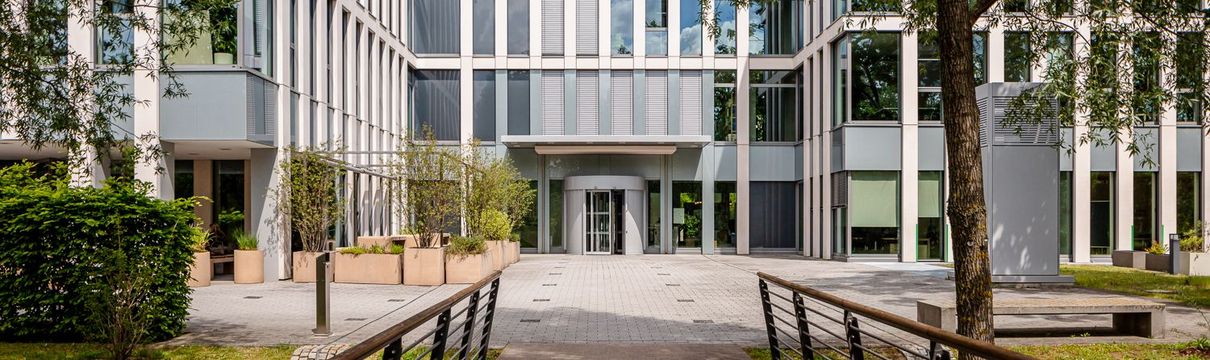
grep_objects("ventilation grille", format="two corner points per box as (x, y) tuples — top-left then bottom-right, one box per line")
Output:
(978, 92), (1059, 147)
(831, 172), (847, 207)
(646, 71), (668, 135)
(680, 71), (703, 135)
(611, 71), (633, 135)
(576, 71), (599, 135)
(542, 72), (564, 135)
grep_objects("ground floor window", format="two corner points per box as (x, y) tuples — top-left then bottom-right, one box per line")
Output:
(715, 181), (737, 248)
(1178, 172), (1202, 235)
(214, 160), (246, 246)
(174, 160), (194, 200)
(519, 180), (539, 248)
(550, 180), (564, 250)
(1090, 172), (1114, 255)
(648, 180), (661, 249)
(673, 181), (703, 248)
(750, 182), (797, 248)
(849, 171), (899, 255)
(1133, 172), (1158, 251)
(1059, 171), (1072, 257)
(918, 171), (943, 261)
(832, 207), (846, 256)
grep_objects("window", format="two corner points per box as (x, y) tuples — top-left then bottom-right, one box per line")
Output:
(519, 180), (539, 248)
(715, 181), (738, 249)
(549, 180), (563, 249)
(848, 32), (900, 122)
(1002, 0), (1027, 12)
(409, 70), (460, 140)
(1132, 32), (1161, 125)
(1060, 171), (1072, 257)
(750, 70), (802, 142)
(918, 171), (944, 261)
(680, 0), (702, 55)
(849, 171), (899, 255)
(646, 0), (668, 55)
(749, 0), (802, 55)
(97, 0), (133, 64)
(714, 70), (737, 141)
(507, 0), (529, 55)
(1004, 32), (1032, 82)
(673, 182), (703, 248)
(1090, 172), (1114, 255)
(410, 0), (459, 54)
(834, 0), (901, 18)
(472, 0), (494, 55)
(1089, 32), (1120, 123)
(168, 0), (238, 65)
(751, 182), (798, 249)
(612, 0), (634, 55)
(473, 71), (496, 141)
(832, 39), (847, 127)
(1176, 33), (1205, 124)
(648, 180), (661, 249)
(1133, 172), (1158, 250)
(174, 160), (195, 200)
(917, 32), (987, 121)
(714, 0), (736, 55)
(541, 0), (563, 55)
(1178, 172), (1202, 236)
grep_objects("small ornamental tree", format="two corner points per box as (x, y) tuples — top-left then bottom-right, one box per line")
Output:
(281, 148), (345, 253)
(395, 128), (464, 247)
(464, 143), (536, 240)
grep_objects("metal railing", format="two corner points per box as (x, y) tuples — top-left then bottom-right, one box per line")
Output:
(757, 272), (1034, 360)
(334, 271), (503, 360)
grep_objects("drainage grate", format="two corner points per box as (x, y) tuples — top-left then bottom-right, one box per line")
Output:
(665, 284), (681, 287)
(657, 273), (670, 276)
(345, 318), (367, 321)
(553, 266), (565, 269)
(693, 320), (714, 324)
(542, 283), (558, 286)
(549, 273), (562, 275)
(243, 296), (262, 299)
(387, 298), (407, 302)
(677, 299), (695, 303)
(652, 267), (663, 269)
(520, 319), (541, 323)
(533, 298), (550, 302)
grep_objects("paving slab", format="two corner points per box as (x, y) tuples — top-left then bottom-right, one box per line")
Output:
(496, 343), (752, 360)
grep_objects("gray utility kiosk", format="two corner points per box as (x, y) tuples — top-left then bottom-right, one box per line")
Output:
(977, 82), (1074, 284)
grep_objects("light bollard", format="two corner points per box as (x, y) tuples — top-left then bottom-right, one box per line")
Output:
(313, 240), (335, 336)
(1169, 234), (1180, 275)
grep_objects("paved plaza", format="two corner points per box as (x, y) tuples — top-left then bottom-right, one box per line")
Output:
(172, 255), (1210, 350)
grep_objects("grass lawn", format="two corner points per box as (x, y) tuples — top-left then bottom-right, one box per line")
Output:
(1060, 264), (1210, 308)
(747, 342), (1210, 360)
(0, 343), (295, 360)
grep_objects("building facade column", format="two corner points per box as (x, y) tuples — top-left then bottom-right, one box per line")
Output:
(900, 32), (919, 262)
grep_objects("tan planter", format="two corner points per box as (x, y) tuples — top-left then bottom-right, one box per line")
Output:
(404, 247), (446, 286)
(234, 250), (264, 284)
(510, 242), (520, 264)
(1178, 252), (1210, 276)
(486, 240), (505, 271)
(356, 236), (394, 248)
(292, 251), (325, 283)
(188, 252), (211, 287)
(446, 249), (493, 284)
(334, 252), (402, 284)
(1112, 250), (1146, 269)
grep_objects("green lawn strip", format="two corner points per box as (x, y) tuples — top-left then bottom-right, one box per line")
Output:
(1060, 264), (1210, 308)
(0, 343), (295, 360)
(747, 343), (1206, 360)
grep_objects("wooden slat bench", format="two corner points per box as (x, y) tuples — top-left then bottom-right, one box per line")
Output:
(917, 297), (1166, 338)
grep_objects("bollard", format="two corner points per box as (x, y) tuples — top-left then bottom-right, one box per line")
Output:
(313, 241), (335, 336)
(1169, 234), (1180, 275)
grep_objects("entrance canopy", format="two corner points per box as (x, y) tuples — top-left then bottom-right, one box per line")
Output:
(500, 135), (710, 155)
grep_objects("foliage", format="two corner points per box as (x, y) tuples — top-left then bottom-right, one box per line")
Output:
(188, 223), (211, 253)
(217, 209), (244, 232)
(1180, 221), (1207, 253)
(393, 128), (464, 248)
(233, 230), (258, 251)
(337, 243), (404, 255)
(463, 144), (536, 241)
(477, 209), (513, 241)
(210, 3), (239, 54)
(0, 343), (298, 360)
(279, 147), (345, 253)
(1061, 264), (1210, 308)
(1146, 240), (1169, 256)
(86, 252), (153, 360)
(0, 162), (197, 342)
(446, 235), (487, 258)
(0, 0), (239, 175)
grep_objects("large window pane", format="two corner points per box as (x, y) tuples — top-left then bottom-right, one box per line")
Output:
(507, 70), (531, 135)
(1060, 171), (1072, 257)
(1132, 32), (1161, 125)
(713, 0), (736, 55)
(850, 33), (899, 121)
(849, 171), (899, 255)
(915, 32), (986, 121)
(507, 0), (529, 55)
(1133, 172), (1157, 250)
(519, 180), (539, 248)
(1004, 32), (1031, 82)
(97, 0), (133, 64)
(832, 39), (847, 127)
(713, 70), (737, 141)
(611, 0), (634, 55)
(1176, 33), (1205, 124)
(749, 0), (801, 55)
(648, 180), (661, 249)
(1178, 172), (1202, 235)
(715, 181), (737, 248)
(646, 0), (668, 55)
(550, 180), (563, 249)
(411, 0), (459, 54)
(750, 70), (802, 142)
(1090, 172), (1114, 255)
(410, 70), (460, 140)
(679, 0), (702, 55)
(918, 171), (943, 261)
(472, 0), (494, 55)
(751, 182), (797, 249)
(673, 181), (703, 248)
(473, 71), (496, 141)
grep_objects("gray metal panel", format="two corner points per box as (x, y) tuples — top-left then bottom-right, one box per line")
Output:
(715, 145), (738, 181)
(703, 71), (715, 138)
(634, 70), (646, 135)
(1134, 127), (1159, 171)
(564, 70), (577, 135)
(671, 148), (703, 180)
(1177, 127), (1203, 172)
(842, 126), (902, 170)
(667, 71), (680, 135)
(1059, 128), (1073, 171)
(160, 72), (250, 141)
(918, 126), (945, 171)
(750, 145), (800, 181)
(599, 70), (611, 135)
(985, 146), (1059, 277)
(795, 143), (804, 180)
(1090, 142), (1117, 171)
(545, 154), (664, 179)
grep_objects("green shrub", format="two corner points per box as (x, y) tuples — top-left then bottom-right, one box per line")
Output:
(233, 230), (258, 251)
(1145, 241), (1168, 256)
(389, 244), (406, 255)
(188, 224), (211, 253)
(477, 209), (512, 241)
(447, 235), (487, 258)
(339, 243), (406, 255)
(338, 246), (368, 255)
(1180, 221), (1206, 253)
(0, 162), (197, 342)
(509, 232), (520, 243)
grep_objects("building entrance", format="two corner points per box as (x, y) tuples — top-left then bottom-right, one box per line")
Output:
(564, 176), (647, 255)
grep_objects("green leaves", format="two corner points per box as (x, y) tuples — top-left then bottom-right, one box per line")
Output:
(281, 147), (346, 252)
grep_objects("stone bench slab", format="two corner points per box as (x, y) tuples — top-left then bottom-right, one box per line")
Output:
(917, 297), (1165, 338)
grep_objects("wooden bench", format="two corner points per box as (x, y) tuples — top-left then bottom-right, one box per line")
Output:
(917, 297), (1166, 338)
(211, 254), (234, 275)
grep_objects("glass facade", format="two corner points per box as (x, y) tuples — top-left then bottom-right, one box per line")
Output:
(409, 70), (460, 140)
(715, 181), (737, 249)
(849, 172), (899, 255)
(550, 180), (564, 249)
(519, 180), (539, 248)
(646, 0), (668, 56)
(1133, 172), (1157, 250)
(847, 32), (899, 122)
(1176, 33), (1205, 124)
(472, 0), (494, 55)
(1004, 32), (1031, 82)
(1178, 172), (1202, 235)
(612, 0), (634, 55)
(750, 70), (803, 142)
(508, 0), (529, 55)
(749, 0), (802, 55)
(917, 32), (987, 122)
(472, 71), (496, 141)
(1060, 171), (1072, 257)
(1090, 172), (1114, 255)
(673, 182), (703, 248)
(918, 172), (943, 261)
(507, 70), (531, 135)
(411, 0), (460, 54)
(714, 70), (738, 141)
(648, 180), (661, 250)
(679, 0), (701, 55)
(713, 0), (736, 55)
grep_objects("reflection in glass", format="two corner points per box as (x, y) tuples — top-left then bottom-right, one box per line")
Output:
(850, 32), (899, 121)
(550, 180), (563, 249)
(750, 70), (802, 141)
(1178, 172), (1201, 235)
(507, 0), (529, 55)
(612, 0), (634, 55)
(713, 0), (736, 55)
(1133, 172), (1157, 251)
(714, 71), (738, 141)
(519, 180), (539, 248)
(715, 182), (737, 248)
(1090, 172), (1113, 255)
(648, 181), (661, 249)
(749, 0), (801, 55)
(679, 0), (702, 55)
(646, 0), (667, 55)
(673, 182), (702, 248)
(918, 172), (943, 261)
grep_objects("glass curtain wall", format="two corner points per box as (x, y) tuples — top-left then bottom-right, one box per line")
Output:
(519, 181), (539, 248)
(410, 70), (460, 140)
(918, 171), (943, 261)
(917, 32), (987, 121)
(648, 180), (661, 250)
(646, 0), (668, 55)
(750, 70), (802, 142)
(550, 180), (564, 250)
(679, 0), (702, 55)
(411, 0), (459, 54)
(751, 182), (797, 249)
(507, 0), (529, 55)
(844, 32), (900, 122)
(749, 0), (802, 55)
(1090, 172), (1114, 255)
(174, 160), (194, 200)
(1178, 172), (1202, 235)
(714, 71), (738, 141)
(612, 0), (634, 55)
(715, 181), (738, 249)
(1176, 33), (1206, 124)
(849, 172), (899, 255)
(472, 0), (494, 55)
(673, 182), (703, 248)
(1133, 172), (1158, 250)
(507, 70), (530, 135)
(714, 0), (736, 55)
(472, 71), (496, 141)
(1060, 171), (1072, 257)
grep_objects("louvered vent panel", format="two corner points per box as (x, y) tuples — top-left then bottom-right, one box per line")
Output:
(978, 89), (1059, 147)
(831, 172), (847, 207)
(542, 72), (564, 135)
(541, 0), (563, 55)
(646, 71), (668, 135)
(680, 71), (702, 135)
(611, 71), (633, 135)
(577, 71), (599, 135)
(576, 0), (597, 55)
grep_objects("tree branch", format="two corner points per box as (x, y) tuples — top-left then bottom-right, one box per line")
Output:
(969, 0), (998, 26)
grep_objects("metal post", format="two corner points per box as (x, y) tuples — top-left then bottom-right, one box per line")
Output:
(313, 240), (335, 336)
(928, 340), (952, 360)
(758, 280), (782, 360)
(845, 311), (864, 360)
(382, 338), (403, 360)
(792, 293), (814, 359)
(431, 308), (453, 360)
(458, 290), (482, 360)
(1170, 233), (1180, 275)
(476, 278), (501, 360)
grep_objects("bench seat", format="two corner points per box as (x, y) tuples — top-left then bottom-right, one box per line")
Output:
(917, 297), (1165, 338)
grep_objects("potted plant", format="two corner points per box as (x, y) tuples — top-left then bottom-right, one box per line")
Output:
(445, 235), (492, 284)
(462, 142), (534, 268)
(281, 148), (346, 282)
(1177, 223), (1210, 276)
(187, 224), (211, 287)
(334, 244), (404, 284)
(394, 129), (463, 286)
(475, 209), (511, 271)
(233, 230), (263, 284)
(1144, 240), (1171, 273)
(210, 3), (237, 64)
(1112, 249), (1146, 269)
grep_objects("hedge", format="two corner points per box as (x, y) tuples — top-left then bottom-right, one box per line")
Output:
(0, 163), (197, 342)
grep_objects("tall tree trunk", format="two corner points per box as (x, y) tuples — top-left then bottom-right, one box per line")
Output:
(936, 0), (996, 351)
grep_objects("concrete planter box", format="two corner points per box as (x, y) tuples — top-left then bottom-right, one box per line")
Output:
(404, 247), (445, 286)
(334, 252), (402, 284)
(446, 248), (493, 284)
(356, 236), (394, 248)
(188, 252), (211, 287)
(234, 250), (264, 284)
(1177, 252), (1210, 276)
(511, 242), (521, 263)
(1112, 250), (1147, 269)
(292, 251), (324, 283)
(486, 240), (505, 271)
(1145, 253), (1171, 273)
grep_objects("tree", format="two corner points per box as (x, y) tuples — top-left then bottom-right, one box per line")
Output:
(280, 147), (346, 253)
(463, 142), (536, 239)
(393, 128), (465, 247)
(702, 0), (1210, 352)
(0, 0), (234, 174)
